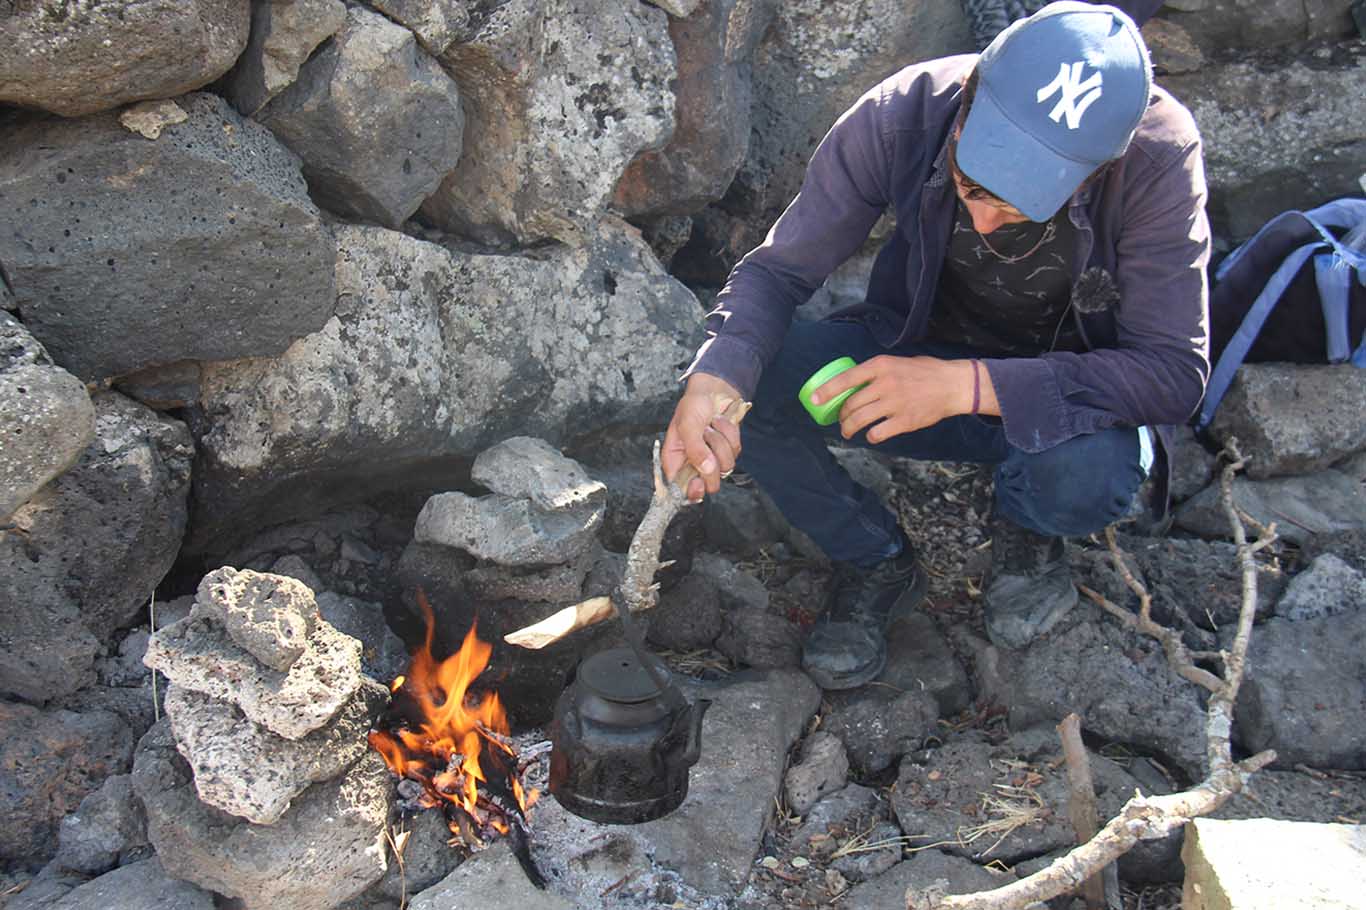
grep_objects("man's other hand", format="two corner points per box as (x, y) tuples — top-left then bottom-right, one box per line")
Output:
(810, 355), (996, 443)
(662, 373), (743, 502)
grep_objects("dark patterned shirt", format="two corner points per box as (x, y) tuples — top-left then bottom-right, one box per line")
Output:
(926, 200), (1082, 356)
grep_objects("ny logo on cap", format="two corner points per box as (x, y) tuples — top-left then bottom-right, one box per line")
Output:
(1036, 61), (1103, 130)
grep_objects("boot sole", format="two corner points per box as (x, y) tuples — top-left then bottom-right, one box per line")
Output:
(802, 562), (929, 691)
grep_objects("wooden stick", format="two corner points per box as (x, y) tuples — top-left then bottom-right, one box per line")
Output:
(1056, 714), (1107, 910)
(504, 394), (750, 650)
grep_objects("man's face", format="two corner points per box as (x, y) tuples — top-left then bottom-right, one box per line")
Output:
(949, 127), (1034, 233)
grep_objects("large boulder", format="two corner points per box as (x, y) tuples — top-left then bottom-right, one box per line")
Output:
(1207, 364), (1366, 479)
(255, 5), (465, 228)
(676, 0), (972, 282)
(613, 0), (774, 218)
(188, 218), (701, 552)
(0, 393), (193, 703)
(0, 93), (337, 382)
(133, 721), (392, 910)
(1162, 42), (1366, 241)
(1159, 0), (1355, 55)
(0, 312), (93, 520)
(0, 0), (250, 116)
(1175, 469), (1366, 546)
(0, 701), (136, 869)
(368, 0), (472, 57)
(222, 0), (349, 116)
(421, 0), (676, 246)
(974, 608), (1209, 779)
(1236, 605), (1366, 769)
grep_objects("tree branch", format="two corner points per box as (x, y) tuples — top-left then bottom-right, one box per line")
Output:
(906, 440), (1276, 909)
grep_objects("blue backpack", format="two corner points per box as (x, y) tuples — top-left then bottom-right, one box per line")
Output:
(1195, 197), (1366, 431)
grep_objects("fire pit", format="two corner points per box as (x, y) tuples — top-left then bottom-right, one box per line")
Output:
(368, 592), (543, 857)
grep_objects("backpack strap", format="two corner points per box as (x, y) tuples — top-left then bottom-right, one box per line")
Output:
(1198, 199), (1366, 431)
(1197, 242), (1321, 431)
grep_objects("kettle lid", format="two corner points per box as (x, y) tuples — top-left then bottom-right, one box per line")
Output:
(577, 647), (669, 704)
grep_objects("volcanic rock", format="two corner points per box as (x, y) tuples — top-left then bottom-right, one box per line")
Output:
(368, 808), (465, 903)
(474, 437), (607, 511)
(879, 612), (973, 716)
(194, 567), (320, 672)
(144, 571), (364, 740)
(0, 393), (192, 703)
(415, 490), (603, 566)
(613, 0), (773, 218)
(841, 849), (1014, 910)
(822, 688), (938, 777)
(790, 783), (882, 857)
(0, 313), (94, 521)
(51, 775), (148, 876)
(422, 0), (675, 245)
(832, 820), (903, 883)
(188, 217), (700, 552)
(715, 607), (802, 669)
(1175, 469), (1366, 546)
(134, 721), (392, 910)
(368, 0), (472, 56)
(223, 0), (348, 115)
(701, 481), (788, 557)
(1236, 604), (1366, 769)
(164, 678), (388, 824)
(1163, 43), (1366, 239)
(891, 731), (1171, 868)
(0, 701), (136, 868)
(1207, 364), (1366, 479)
(256, 5), (465, 228)
(784, 731), (850, 816)
(0, 0), (250, 116)
(1275, 553), (1366, 621)
(0, 93), (336, 382)
(648, 571), (724, 651)
(42, 857), (216, 910)
(316, 592), (410, 683)
(462, 547), (597, 604)
(410, 841), (572, 910)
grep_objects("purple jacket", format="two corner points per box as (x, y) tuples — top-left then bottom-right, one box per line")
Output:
(686, 55), (1211, 456)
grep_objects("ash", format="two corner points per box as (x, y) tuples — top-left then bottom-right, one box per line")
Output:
(513, 731), (732, 910)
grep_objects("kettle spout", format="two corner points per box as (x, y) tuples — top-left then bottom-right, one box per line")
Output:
(680, 698), (712, 768)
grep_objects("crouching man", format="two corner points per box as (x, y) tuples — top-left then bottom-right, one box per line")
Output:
(662, 2), (1211, 689)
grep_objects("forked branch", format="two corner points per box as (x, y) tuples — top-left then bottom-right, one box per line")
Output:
(907, 439), (1277, 910)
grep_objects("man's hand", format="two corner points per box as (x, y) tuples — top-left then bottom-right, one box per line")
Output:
(810, 355), (997, 443)
(662, 373), (744, 502)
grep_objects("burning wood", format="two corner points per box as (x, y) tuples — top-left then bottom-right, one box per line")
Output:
(368, 591), (543, 852)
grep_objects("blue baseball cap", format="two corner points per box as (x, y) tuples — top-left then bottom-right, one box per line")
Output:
(956, 1), (1152, 222)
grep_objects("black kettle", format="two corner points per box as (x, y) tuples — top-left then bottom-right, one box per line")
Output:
(549, 646), (710, 824)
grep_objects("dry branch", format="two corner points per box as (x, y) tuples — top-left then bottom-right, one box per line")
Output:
(504, 394), (750, 650)
(1056, 713), (1107, 909)
(906, 439), (1277, 910)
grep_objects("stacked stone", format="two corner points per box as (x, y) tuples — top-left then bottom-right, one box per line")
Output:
(138, 567), (392, 909)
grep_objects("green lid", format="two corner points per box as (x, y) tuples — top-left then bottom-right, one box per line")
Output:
(798, 357), (863, 425)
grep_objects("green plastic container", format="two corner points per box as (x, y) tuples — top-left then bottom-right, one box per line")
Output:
(798, 357), (864, 425)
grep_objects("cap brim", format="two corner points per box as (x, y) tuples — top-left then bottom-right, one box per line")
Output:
(956, 85), (1095, 223)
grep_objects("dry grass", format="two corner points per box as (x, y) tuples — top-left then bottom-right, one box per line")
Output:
(956, 784), (1048, 857)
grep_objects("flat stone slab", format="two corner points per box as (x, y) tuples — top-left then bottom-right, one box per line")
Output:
(1183, 817), (1366, 909)
(409, 843), (572, 910)
(47, 857), (215, 910)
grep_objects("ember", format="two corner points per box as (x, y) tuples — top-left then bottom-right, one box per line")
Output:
(369, 591), (542, 848)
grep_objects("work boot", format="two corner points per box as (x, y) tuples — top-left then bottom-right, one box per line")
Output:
(982, 515), (1078, 649)
(801, 539), (927, 690)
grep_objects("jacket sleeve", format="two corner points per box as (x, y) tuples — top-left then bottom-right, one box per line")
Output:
(682, 83), (895, 401)
(981, 127), (1212, 452)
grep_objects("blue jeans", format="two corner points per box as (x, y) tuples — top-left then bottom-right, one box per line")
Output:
(737, 320), (1150, 567)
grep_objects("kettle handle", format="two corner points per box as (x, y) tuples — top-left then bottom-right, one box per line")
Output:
(679, 698), (712, 768)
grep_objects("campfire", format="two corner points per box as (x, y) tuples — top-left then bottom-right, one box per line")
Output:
(369, 592), (542, 848)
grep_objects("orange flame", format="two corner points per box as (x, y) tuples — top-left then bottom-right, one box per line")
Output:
(368, 591), (538, 823)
